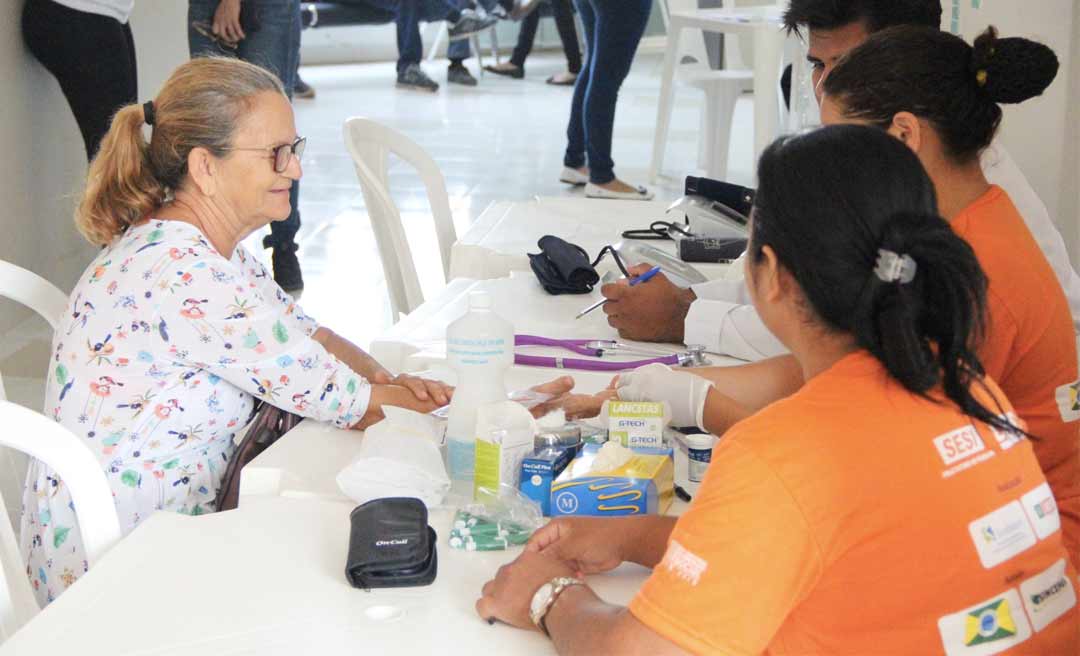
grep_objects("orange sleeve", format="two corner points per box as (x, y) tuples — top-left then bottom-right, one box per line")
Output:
(978, 287), (1020, 383)
(629, 435), (823, 655)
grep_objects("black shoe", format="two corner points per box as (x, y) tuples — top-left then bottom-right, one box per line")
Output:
(484, 62), (524, 79)
(397, 64), (440, 92)
(448, 63), (478, 87)
(294, 76), (315, 99)
(263, 236), (304, 295)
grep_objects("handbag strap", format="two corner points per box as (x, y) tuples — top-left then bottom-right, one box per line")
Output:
(213, 401), (302, 512)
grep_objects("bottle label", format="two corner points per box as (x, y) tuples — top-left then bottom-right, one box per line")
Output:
(448, 337), (507, 366)
(688, 447), (712, 482)
(448, 439), (476, 481)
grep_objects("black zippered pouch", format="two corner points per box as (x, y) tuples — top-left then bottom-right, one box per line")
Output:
(345, 497), (438, 590)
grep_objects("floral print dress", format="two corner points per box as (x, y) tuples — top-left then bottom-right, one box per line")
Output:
(20, 220), (371, 605)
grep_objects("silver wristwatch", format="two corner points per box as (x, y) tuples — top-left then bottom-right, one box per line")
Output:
(529, 576), (586, 636)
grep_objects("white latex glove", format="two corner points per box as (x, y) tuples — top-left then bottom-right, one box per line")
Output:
(616, 362), (714, 429)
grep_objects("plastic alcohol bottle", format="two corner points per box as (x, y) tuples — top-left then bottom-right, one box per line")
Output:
(445, 291), (513, 488)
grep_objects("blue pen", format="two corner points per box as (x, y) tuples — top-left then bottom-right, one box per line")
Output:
(575, 266), (663, 319)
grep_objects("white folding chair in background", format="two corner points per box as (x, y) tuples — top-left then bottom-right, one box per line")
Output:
(656, 0), (754, 181)
(0, 401), (123, 643)
(343, 117), (457, 321)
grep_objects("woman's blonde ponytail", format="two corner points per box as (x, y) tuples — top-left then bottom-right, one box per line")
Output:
(76, 104), (165, 246)
(73, 57), (285, 247)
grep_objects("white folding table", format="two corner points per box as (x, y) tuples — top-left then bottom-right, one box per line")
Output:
(449, 197), (733, 282)
(0, 495), (652, 655)
(369, 274), (743, 394)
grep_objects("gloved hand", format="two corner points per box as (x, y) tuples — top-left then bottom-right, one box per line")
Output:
(616, 363), (714, 429)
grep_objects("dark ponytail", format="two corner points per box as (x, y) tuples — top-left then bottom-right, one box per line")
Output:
(822, 25), (1059, 164)
(751, 125), (1019, 434)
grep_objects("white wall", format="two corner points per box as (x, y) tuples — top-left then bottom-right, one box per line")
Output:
(957, 1), (1080, 264)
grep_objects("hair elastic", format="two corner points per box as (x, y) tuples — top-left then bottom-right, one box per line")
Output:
(143, 100), (156, 126)
(874, 248), (917, 284)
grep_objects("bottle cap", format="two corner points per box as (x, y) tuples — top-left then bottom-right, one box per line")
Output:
(468, 291), (492, 310)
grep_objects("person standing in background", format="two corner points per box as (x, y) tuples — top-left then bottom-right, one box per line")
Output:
(188, 0), (306, 296)
(22, 0), (138, 161)
(560, 0), (654, 200)
(485, 0), (582, 85)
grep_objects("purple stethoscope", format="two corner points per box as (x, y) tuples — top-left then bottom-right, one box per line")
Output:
(513, 335), (711, 372)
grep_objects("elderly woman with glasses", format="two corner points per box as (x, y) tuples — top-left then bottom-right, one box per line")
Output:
(20, 57), (555, 605)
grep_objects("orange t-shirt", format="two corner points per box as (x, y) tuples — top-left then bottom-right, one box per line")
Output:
(630, 351), (1078, 655)
(952, 186), (1080, 564)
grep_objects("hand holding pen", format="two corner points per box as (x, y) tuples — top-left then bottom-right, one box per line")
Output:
(576, 265), (662, 319)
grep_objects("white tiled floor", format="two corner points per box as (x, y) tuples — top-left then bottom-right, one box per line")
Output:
(1, 50), (757, 415)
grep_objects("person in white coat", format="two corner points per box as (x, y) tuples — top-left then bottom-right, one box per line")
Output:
(601, 0), (1080, 362)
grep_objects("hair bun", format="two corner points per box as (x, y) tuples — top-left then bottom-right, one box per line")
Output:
(971, 26), (1059, 104)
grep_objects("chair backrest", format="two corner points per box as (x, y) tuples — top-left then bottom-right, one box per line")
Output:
(342, 117), (457, 321)
(0, 401), (122, 642)
(0, 260), (67, 401)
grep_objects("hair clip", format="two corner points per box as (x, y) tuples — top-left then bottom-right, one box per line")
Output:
(975, 69), (989, 86)
(874, 249), (917, 284)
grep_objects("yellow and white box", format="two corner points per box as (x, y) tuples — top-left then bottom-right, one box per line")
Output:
(608, 400), (666, 449)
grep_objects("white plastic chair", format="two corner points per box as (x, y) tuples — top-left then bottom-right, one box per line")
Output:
(343, 117), (457, 321)
(0, 401), (122, 642)
(0, 260), (68, 400)
(657, 0), (754, 180)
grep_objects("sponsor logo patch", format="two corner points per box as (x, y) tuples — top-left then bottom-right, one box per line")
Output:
(1020, 482), (1061, 541)
(660, 539), (708, 587)
(990, 413), (1023, 451)
(939, 589), (1032, 656)
(969, 501), (1037, 569)
(1020, 559), (1076, 632)
(1054, 380), (1080, 422)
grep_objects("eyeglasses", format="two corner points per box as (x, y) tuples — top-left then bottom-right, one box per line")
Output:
(227, 136), (306, 173)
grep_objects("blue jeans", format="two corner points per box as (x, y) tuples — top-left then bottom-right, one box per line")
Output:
(564, 0), (651, 184)
(188, 0), (302, 246)
(366, 0), (471, 71)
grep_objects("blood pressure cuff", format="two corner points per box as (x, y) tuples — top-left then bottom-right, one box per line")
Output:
(345, 497), (438, 590)
(528, 235), (600, 295)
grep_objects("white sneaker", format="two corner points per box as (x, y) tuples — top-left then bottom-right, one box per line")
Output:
(559, 166), (589, 185)
(585, 182), (655, 201)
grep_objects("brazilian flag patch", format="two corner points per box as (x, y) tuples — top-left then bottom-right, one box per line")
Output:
(964, 598), (1017, 646)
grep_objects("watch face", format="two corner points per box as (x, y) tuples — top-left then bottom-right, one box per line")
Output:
(530, 582), (554, 617)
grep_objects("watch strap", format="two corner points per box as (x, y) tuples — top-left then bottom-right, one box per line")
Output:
(533, 576), (585, 636)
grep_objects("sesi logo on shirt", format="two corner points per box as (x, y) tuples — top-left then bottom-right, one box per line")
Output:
(933, 425), (995, 478)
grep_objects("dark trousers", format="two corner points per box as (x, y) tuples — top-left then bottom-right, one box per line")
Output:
(188, 0), (302, 247)
(366, 0), (470, 71)
(563, 0), (651, 184)
(22, 0), (138, 161)
(510, 0), (581, 73)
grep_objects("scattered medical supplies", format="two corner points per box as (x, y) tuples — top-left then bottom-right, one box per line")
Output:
(608, 400), (668, 449)
(448, 510), (533, 551)
(672, 430), (718, 499)
(336, 407), (450, 509)
(548, 442), (674, 517)
(449, 489), (544, 552)
(345, 497), (438, 589)
(520, 447), (575, 515)
(473, 401), (538, 500)
(513, 334), (710, 372)
(445, 291), (513, 488)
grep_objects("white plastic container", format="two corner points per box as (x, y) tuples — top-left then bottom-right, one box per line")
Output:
(445, 291), (513, 487)
(473, 400), (537, 500)
(673, 431), (718, 497)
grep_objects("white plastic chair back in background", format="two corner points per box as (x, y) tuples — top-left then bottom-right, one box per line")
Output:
(0, 259), (68, 402)
(0, 401), (122, 643)
(343, 117), (457, 321)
